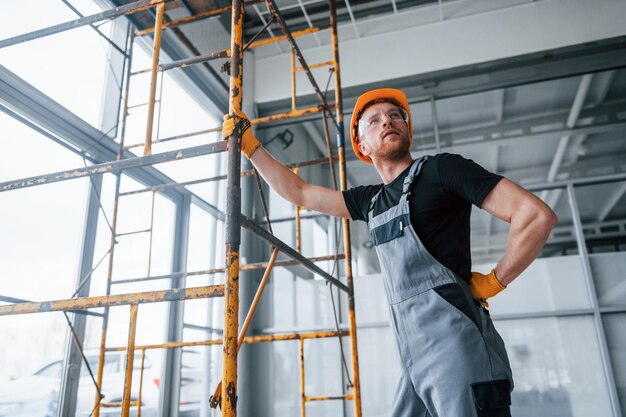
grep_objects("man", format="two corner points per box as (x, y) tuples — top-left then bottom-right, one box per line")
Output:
(223, 88), (557, 417)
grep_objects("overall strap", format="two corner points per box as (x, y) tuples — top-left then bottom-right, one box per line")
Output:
(402, 156), (428, 195)
(367, 156), (429, 220)
(368, 186), (384, 213)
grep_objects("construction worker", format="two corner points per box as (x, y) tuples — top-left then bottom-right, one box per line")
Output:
(223, 88), (557, 417)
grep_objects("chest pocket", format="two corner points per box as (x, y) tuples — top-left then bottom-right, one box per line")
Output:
(371, 214), (410, 246)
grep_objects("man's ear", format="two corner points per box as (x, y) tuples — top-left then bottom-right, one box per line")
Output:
(358, 140), (370, 157)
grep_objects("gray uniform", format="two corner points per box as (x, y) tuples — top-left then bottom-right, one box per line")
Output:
(367, 157), (513, 417)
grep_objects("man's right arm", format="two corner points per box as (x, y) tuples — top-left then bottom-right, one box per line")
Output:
(250, 147), (351, 219)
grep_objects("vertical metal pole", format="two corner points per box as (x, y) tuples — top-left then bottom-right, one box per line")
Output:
(430, 95), (441, 154)
(567, 185), (623, 417)
(94, 29), (135, 417)
(223, 0), (245, 413)
(158, 195), (190, 417)
(201, 155), (223, 417)
(329, 0), (362, 415)
(291, 51), (297, 111)
(121, 303), (139, 417)
(294, 167), (302, 253)
(144, 2), (165, 156)
(147, 189), (156, 277)
(299, 337), (306, 417)
(138, 349), (146, 417)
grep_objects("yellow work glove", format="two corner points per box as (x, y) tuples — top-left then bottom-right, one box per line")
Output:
(222, 110), (261, 158)
(470, 269), (506, 309)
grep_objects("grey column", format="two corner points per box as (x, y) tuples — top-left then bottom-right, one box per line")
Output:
(158, 194), (190, 417)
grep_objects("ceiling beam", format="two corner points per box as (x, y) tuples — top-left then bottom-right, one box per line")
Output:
(598, 182), (626, 222)
(539, 73), (594, 204)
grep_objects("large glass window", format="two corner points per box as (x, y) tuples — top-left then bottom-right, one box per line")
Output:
(0, 111), (89, 417)
(0, 1), (112, 128)
(603, 313), (626, 416)
(496, 316), (613, 417)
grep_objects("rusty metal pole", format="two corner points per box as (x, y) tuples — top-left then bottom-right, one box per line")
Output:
(222, 0), (245, 412)
(144, 2), (165, 156)
(329, 0), (362, 415)
(137, 349), (146, 417)
(291, 51), (297, 111)
(299, 337), (306, 417)
(121, 303), (139, 417)
(209, 248), (279, 404)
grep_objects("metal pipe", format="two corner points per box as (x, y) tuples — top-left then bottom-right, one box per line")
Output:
(291, 52), (297, 112)
(209, 248), (280, 407)
(61, 0), (128, 56)
(221, 0), (245, 412)
(116, 228), (151, 237)
(300, 337), (306, 417)
(329, 0), (362, 414)
(294, 168), (302, 252)
(252, 105), (329, 125)
(136, 5), (232, 36)
(0, 141), (228, 192)
(295, 60), (333, 71)
(135, 0), (266, 36)
(107, 329), (350, 352)
(321, 110), (338, 189)
(240, 248), (279, 345)
(241, 215), (349, 291)
(144, 1), (165, 156)
(306, 394), (354, 402)
(137, 349), (146, 417)
(111, 254), (344, 284)
(147, 190), (156, 277)
(159, 49), (230, 71)
(0, 0), (162, 49)
(123, 103), (330, 151)
(0, 285), (224, 316)
(121, 304), (139, 417)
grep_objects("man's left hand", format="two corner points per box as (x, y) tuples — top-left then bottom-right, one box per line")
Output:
(470, 269), (506, 308)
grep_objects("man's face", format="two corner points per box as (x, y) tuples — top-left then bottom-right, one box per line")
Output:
(357, 101), (411, 162)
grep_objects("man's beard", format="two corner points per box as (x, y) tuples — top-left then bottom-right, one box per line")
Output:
(377, 134), (410, 161)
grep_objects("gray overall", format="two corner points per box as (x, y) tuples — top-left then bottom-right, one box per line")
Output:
(367, 157), (514, 417)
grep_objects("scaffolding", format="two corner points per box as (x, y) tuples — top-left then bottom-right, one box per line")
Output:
(0, 1), (362, 416)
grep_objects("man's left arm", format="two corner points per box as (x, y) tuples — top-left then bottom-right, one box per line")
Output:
(471, 178), (558, 302)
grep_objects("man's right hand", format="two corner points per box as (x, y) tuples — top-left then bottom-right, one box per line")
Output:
(222, 111), (261, 158)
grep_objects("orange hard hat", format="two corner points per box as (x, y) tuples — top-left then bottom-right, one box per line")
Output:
(350, 88), (412, 163)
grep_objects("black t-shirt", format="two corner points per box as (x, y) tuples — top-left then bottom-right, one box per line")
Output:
(342, 153), (503, 283)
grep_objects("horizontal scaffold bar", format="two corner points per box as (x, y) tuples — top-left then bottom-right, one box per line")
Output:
(0, 285), (224, 316)
(106, 329), (350, 351)
(0, 0), (163, 49)
(123, 105), (330, 150)
(111, 254), (344, 284)
(157, 26), (326, 72)
(0, 141), (227, 192)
